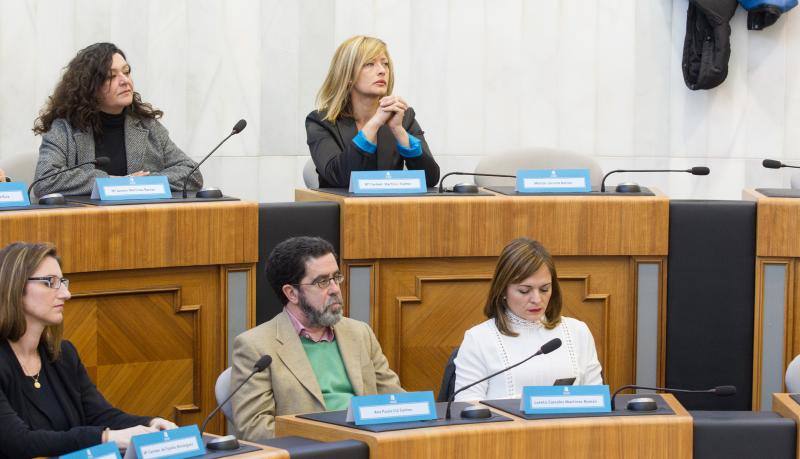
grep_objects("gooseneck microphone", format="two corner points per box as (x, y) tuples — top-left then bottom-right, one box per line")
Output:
(599, 167), (710, 192)
(200, 354), (272, 451)
(181, 119), (247, 198)
(763, 159), (800, 169)
(445, 338), (562, 420)
(610, 384), (736, 411)
(28, 156), (111, 205)
(437, 171), (516, 193)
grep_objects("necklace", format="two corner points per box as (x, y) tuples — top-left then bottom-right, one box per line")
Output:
(14, 351), (42, 389)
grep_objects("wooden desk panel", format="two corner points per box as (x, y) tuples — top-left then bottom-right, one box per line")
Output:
(0, 201), (258, 273)
(295, 189), (669, 259)
(0, 202), (258, 434)
(773, 393), (800, 459)
(275, 394), (692, 459)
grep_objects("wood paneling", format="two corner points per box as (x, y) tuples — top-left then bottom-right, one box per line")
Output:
(275, 394), (692, 459)
(373, 257), (636, 394)
(296, 189), (669, 259)
(744, 190), (800, 257)
(1, 202), (258, 434)
(0, 201), (258, 273)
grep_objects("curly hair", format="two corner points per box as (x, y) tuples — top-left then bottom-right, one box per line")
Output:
(33, 42), (163, 136)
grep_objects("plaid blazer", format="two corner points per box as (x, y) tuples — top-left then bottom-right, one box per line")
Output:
(33, 116), (202, 196)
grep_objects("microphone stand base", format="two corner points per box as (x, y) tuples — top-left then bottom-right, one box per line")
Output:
(196, 187), (223, 199)
(38, 193), (66, 205)
(206, 434), (240, 451)
(460, 406), (492, 419)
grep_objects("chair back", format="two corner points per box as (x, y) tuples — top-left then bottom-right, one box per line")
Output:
(303, 157), (319, 188)
(473, 148), (603, 188)
(786, 354), (800, 392)
(215, 367), (234, 420)
(437, 347), (460, 402)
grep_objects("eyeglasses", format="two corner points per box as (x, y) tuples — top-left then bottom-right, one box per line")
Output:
(27, 276), (70, 290)
(294, 273), (345, 290)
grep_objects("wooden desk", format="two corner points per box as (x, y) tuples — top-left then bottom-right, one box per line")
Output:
(743, 190), (800, 409)
(773, 393), (800, 459)
(295, 189), (669, 394)
(0, 202), (258, 434)
(275, 394), (692, 458)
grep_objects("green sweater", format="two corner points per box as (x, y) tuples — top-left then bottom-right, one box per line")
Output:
(300, 337), (355, 410)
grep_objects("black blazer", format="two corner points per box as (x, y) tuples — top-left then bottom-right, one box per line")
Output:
(305, 108), (441, 188)
(0, 340), (151, 459)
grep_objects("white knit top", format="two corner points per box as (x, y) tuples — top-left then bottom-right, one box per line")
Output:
(453, 312), (603, 401)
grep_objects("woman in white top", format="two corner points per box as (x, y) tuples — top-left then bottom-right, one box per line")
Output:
(454, 238), (603, 401)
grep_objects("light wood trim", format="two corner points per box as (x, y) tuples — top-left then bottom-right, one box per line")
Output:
(752, 195), (800, 257)
(753, 258), (793, 410)
(275, 394), (691, 458)
(773, 393), (800, 459)
(0, 201), (258, 272)
(634, 257), (668, 387)
(295, 189), (669, 259)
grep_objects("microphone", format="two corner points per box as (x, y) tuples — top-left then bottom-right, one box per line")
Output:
(181, 119), (247, 198)
(28, 156), (111, 205)
(437, 171), (516, 193)
(445, 338), (562, 420)
(600, 166), (710, 192)
(763, 159), (800, 169)
(610, 384), (736, 411)
(200, 354), (271, 451)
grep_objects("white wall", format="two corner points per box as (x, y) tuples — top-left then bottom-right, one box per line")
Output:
(1, 0), (799, 201)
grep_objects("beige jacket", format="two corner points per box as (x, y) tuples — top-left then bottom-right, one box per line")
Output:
(231, 311), (403, 441)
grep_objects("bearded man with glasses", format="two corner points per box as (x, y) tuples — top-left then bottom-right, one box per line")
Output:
(231, 236), (403, 441)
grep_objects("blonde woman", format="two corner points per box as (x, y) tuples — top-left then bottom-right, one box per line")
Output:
(306, 36), (440, 188)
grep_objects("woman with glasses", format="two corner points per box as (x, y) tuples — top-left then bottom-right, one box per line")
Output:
(0, 242), (177, 459)
(453, 238), (603, 402)
(305, 35), (440, 188)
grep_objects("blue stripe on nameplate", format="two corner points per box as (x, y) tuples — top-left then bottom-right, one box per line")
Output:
(60, 441), (121, 459)
(346, 391), (437, 425)
(0, 182), (30, 208)
(522, 385), (611, 414)
(349, 170), (427, 194)
(92, 175), (172, 201)
(516, 169), (591, 193)
(127, 425), (205, 459)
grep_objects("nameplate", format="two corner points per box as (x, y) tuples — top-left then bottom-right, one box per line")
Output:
(349, 170), (427, 194)
(0, 182), (30, 207)
(60, 442), (122, 459)
(521, 385), (611, 414)
(91, 176), (172, 201)
(516, 169), (591, 193)
(345, 391), (437, 425)
(123, 425), (205, 459)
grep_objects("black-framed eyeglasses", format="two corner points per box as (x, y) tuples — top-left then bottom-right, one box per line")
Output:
(294, 273), (345, 290)
(27, 276), (70, 290)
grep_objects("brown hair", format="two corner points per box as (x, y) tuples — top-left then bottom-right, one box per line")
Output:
(33, 42), (163, 136)
(0, 242), (64, 360)
(484, 238), (563, 336)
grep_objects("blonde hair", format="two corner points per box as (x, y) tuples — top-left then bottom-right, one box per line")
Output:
(315, 36), (394, 122)
(0, 242), (64, 360)
(484, 238), (563, 336)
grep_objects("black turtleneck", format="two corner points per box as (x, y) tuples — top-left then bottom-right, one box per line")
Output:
(95, 112), (128, 176)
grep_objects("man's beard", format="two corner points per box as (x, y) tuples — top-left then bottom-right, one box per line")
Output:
(298, 291), (343, 328)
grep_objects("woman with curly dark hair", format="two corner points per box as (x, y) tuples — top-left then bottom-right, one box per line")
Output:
(32, 42), (202, 197)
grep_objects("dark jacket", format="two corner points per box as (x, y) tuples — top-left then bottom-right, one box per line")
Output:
(305, 108), (440, 188)
(0, 340), (152, 459)
(682, 0), (739, 90)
